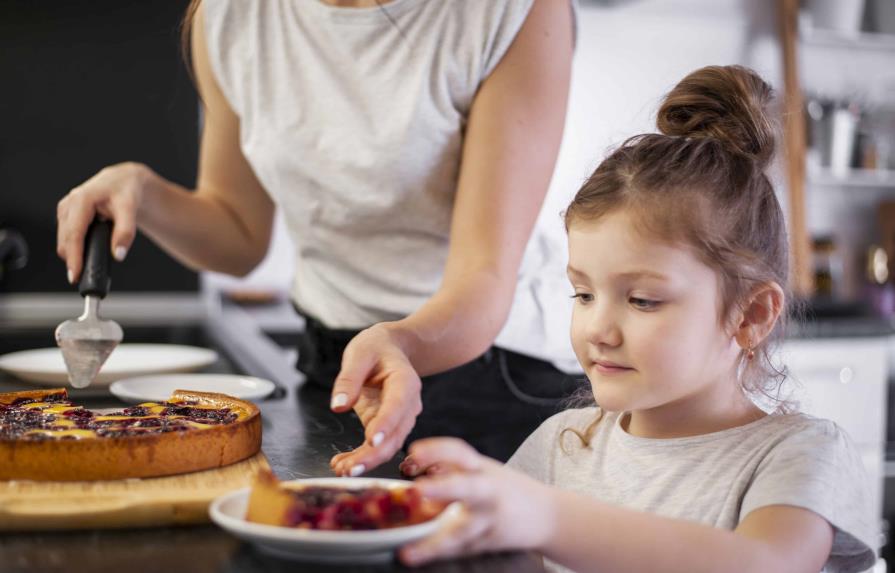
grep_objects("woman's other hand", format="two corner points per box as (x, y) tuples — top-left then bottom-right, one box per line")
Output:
(329, 323), (423, 476)
(56, 162), (149, 283)
(397, 437), (555, 566)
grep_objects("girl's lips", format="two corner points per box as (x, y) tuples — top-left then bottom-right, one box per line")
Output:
(592, 360), (633, 374)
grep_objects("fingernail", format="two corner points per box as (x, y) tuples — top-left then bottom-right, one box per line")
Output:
(330, 393), (348, 409)
(349, 464), (365, 477)
(371, 431), (385, 447)
(67, 269), (74, 284)
(114, 246), (127, 262)
(404, 462), (418, 475)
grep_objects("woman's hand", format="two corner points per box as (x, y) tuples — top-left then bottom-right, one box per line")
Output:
(329, 323), (423, 477)
(398, 438), (556, 566)
(57, 162), (150, 283)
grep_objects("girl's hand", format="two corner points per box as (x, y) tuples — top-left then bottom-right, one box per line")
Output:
(398, 438), (556, 566)
(57, 162), (150, 283)
(329, 323), (423, 476)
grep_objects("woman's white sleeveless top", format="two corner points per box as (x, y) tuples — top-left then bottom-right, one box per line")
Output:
(204, 0), (579, 369)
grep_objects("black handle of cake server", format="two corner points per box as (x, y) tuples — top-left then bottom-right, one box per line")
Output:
(79, 218), (113, 299)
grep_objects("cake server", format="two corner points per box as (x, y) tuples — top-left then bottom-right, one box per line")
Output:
(55, 219), (123, 388)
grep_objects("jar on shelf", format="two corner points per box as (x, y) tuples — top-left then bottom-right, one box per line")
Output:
(812, 235), (843, 298)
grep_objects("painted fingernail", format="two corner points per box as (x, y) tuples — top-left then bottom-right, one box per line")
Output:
(404, 462), (418, 475)
(114, 246), (127, 262)
(371, 432), (385, 447)
(67, 269), (74, 284)
(331, 393), (348, 409)
(349, 464), (365, 477)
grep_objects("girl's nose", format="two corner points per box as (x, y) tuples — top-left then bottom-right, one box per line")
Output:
(584, 304), (622, 348)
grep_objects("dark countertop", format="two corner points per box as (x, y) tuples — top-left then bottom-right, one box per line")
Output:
(0, 323), (543, 573)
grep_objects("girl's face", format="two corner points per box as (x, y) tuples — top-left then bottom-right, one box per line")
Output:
(567, 210), (741, 415)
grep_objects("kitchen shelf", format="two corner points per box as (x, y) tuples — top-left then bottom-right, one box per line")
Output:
(801, 25), (895, 52)
(808, 167), (895, 189)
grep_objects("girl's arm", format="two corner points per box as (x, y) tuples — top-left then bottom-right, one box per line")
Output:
(330, 0), (574, 474)
(57, 2), (273, 281)
(545, 490), (833, 573)
(401, 438), (835, 573)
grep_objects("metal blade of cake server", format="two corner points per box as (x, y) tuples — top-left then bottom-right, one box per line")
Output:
(59, 338), (118, 388)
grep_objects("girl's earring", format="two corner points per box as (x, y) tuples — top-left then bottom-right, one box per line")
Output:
(746, 346), (756, 360)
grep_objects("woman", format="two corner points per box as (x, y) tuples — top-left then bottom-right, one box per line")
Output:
(56, 0), (578, 475)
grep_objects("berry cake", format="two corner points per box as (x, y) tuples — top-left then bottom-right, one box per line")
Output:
(0, 388), (261, 481)
(246, 470), (446, 531)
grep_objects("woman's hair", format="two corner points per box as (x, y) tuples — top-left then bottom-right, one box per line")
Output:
(562, 65), (792, 448)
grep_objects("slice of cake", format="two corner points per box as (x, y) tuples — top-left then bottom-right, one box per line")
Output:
(246, 470), (446, 530)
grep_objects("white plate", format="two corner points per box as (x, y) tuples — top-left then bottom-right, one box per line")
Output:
(0, 344), (218, 387)
(209, 477), (455, 564)
(110, 373), (276, 403)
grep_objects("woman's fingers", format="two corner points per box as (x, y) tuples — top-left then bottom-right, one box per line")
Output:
(332, 413), (416, 476)
(362, 368), (420, 449)
(330, 342), (377, 414)
(108, 194), (138, 262)
(58, 191), (99, 283)
(56, 163), (145, 282)
(329, 450), (352, 470)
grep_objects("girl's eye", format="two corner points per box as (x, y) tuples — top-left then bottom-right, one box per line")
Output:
(570, 293), (594, 304)
(630, 297), (661, 310)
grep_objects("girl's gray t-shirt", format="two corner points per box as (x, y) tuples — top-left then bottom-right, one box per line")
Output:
(508, 408), (877, 573)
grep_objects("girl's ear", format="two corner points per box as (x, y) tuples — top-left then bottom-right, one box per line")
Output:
(734, 282), (785, 352)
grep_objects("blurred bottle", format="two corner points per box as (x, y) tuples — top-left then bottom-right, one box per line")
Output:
(805, 96), (833, 170)
(812, 236), (844, 298)
(831, 101), (861, 175)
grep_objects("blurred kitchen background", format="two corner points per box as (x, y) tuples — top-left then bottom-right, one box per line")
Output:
(1, 0), (894, 568)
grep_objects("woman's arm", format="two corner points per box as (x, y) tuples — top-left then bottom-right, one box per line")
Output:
(330, 0), (574, 475)
(401, 438), (835, 573)
(57, 2), (273, 280)
(386, 0), (574, 373)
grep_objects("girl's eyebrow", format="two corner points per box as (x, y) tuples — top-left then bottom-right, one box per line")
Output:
(567, 266), (671, 282)
(611, 270), (670, 282)
(566, 265), (588, 279)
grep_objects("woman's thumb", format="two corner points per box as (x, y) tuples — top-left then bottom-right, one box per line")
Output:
(330, 346), (376, 412)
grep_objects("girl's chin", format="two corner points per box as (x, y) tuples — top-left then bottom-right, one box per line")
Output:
(590, 389), (634, 413)
(591, 382), (655, 413)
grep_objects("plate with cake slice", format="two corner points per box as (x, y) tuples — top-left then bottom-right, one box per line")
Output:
(209, 470), (456, 563)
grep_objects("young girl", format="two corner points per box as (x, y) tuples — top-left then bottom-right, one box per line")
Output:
(397, 65), (875, 572)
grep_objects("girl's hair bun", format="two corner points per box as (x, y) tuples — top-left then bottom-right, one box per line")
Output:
(657, 65), (776, 170)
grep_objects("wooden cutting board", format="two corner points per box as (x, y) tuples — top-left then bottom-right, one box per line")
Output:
(0, 452), (269, 531)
